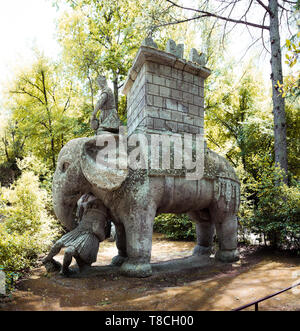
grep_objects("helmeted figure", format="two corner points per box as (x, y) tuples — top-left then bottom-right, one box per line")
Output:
(91, 75), (121, 133)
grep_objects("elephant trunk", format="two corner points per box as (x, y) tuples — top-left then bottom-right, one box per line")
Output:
(52, 166), (88, 231)
(52, 184), (81, 231)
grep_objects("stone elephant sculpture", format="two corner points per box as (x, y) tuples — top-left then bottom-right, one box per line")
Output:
(53, 135), (240, 277)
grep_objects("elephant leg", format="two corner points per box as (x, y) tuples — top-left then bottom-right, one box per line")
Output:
(188, 210), (214, 256)
(120, 204), (156, 278)
(210, 202), (239, 262)
(111, 223), (128, 266)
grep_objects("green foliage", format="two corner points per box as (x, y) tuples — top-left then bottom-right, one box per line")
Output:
(205, 63), (273, 177)
(277, 30), (300, 98)
(154, 214), (196, 240)
(0, 265), (19, 295)
(4, 53), (88, 171)
(0, 171), (61, 280)
(239, 158), (300, 250)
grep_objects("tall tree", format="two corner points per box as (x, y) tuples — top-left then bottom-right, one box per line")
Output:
(55, 0), (187, 119)
(56, 0), (147, 116)
(161, 0), (299, 183)
(5, 54), (83, 170)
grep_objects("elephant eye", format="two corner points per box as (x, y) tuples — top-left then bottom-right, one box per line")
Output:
(61, 162), (70, 173)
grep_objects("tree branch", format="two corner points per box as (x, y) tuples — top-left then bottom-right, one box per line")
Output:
(255, 0), (271, 14)
(10, 89), (45, 105)
(165, 0), (270, 30)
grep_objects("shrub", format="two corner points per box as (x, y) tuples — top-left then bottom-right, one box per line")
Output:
(154, 213), (196, 240)
(252, 166), (300, 250)
(239, 158), (300, 250)
(0, 171), (61, 287)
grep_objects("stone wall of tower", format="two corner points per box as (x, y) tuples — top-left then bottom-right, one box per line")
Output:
(122, 42), (211, 136)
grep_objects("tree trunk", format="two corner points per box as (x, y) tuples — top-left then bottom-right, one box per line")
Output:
(113, 75), (119, 113)
(87, 74), (94, 110)
(51, 136), (56, 170)
(269, 0), (288, 183)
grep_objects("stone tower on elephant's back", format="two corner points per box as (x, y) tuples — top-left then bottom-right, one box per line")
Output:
(122, 38), (211, 136)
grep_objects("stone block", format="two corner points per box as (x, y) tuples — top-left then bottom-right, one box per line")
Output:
(172, 68), (179, 79)
(166, 99), (178, 111)
(165, 121), (178, 132)
(171, 111), (183, 122)
(171, 89), (182, 100)
(147, 83), (159, 95)
(193, 117), (203, 127)
(191, 85), (199, 95)
(174, 59), (185, 70)
(146, 62), (160, 74)
(153, 118), (165, 130)
(160, 109), (172, 120)
(189, 104), (199, 116)
(147, 117), (154, 129)
(194, 95), (204, 107)
(160, 64), (172, 77)
(178, 102), (188, 113)
(153, 95), (163, 107)
(159, 86), (171, 97)
(147, 107), (160, 118)
(183, 71), (193, 83)
(165, 78), (177, 89)
(189, 125), (200, 134)
(178, 81), (189, 93)
(199, 78), (204, 88)
(184, 115), (194, 125)
(146, 72), (153, 83)
(153, 75), (165, 86)
(146, 95), (153, 106)
(183, 92), (193, 103)
(178, 123), (185, 133)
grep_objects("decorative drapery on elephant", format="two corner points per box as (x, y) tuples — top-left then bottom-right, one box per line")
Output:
(50, 134), (240, 278)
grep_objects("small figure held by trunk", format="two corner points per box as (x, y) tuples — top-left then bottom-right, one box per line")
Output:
(43, 193), (110, 276)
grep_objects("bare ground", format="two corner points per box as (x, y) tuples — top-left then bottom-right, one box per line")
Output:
(1, 233), (300, 311)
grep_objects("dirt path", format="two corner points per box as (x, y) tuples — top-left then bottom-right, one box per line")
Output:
(1, 234), (300, 311)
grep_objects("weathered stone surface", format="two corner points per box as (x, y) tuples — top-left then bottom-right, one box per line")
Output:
(46, 40), (240, 279)
(51, 136), (240, 277)
(122, 43), (212, 135)
(166, 39), (184, 59)
(43, 193), (110, 275)
(91, 75), (121, 134)
(189, 48), (207, 66)
(141, 37), (158, 48)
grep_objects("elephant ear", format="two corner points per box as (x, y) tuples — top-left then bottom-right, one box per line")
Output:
(80, 136), (128, 191)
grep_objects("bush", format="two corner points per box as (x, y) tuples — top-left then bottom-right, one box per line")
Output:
(253, 166), (300, 250)
(239, 159), (300, 250)
(0, 171), (61, 289)
(154, 214), (196, 240)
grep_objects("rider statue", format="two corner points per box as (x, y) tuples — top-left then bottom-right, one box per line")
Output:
(91, 75), (121, 134)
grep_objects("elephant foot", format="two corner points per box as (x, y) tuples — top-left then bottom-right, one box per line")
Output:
(193, 245), (212, 256)
(110, 255), (127, 266)
(42, 258), (62, 273)
(215, 249), (239, 263)
(120, 261), (152, 278)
